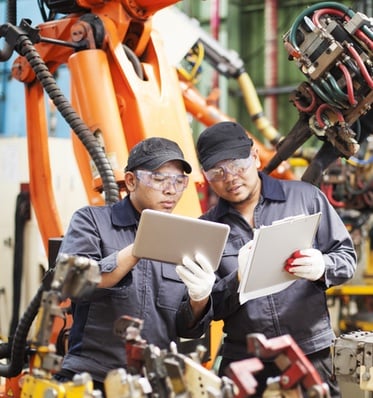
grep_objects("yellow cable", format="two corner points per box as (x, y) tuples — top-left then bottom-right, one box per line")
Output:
(238, 72), (281, 143)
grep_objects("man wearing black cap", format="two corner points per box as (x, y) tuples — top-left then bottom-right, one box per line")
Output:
(54, 137), (215, 394)
(192, 121), (356, 397)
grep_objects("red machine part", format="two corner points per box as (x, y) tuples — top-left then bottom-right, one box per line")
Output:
(246, 333), (330, 397)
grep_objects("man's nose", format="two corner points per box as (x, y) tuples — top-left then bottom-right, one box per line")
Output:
(163, 179), (177, 193)
(224, 168), (237, 182)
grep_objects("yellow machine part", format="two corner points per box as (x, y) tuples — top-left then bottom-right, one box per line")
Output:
(20, 374), (94, 398)
(328, 285), (373, 333)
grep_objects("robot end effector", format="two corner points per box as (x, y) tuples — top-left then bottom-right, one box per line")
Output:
(264, 4), (373, 185)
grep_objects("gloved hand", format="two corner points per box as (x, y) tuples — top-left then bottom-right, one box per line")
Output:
(175, 252), (216, 302)
(285, 248), (325, 281)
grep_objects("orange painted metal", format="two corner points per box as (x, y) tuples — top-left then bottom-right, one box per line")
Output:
(24, 82), (64, 250)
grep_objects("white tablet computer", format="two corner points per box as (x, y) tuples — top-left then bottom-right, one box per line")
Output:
(132, 209), (230, 271)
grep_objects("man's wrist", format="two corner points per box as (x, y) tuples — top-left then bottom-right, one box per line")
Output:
(188, 296), (210, 325)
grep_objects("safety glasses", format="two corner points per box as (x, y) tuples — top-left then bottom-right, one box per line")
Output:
(134, 170), (189, 192)
(203, 156), (253, 182)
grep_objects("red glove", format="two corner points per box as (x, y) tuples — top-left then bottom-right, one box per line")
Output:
(285, 248), (325, 281)
(285, 250), (303, 272)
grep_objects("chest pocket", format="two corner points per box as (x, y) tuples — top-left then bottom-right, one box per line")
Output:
(219, 237), (247, 277)
(157, 263), (185, 310)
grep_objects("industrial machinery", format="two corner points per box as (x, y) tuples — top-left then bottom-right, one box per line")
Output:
(1, 274), (331, 398)
(1, 0), (373, 397)
(244, 333), (330, 398)
(259, 1), (373, 337)
(108, 318), (331, 398)
(263, 1), (373, 185)
(110, 314), (238, 398)
(0, 254), (102, 397)
(333, 330), (373, 397)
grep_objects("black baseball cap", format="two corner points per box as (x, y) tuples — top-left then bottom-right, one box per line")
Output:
(125, 137), (192, 174)
(197, 121), (253, 170)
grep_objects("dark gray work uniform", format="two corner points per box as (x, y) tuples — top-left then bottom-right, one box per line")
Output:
(198, 172), (356, 397)
(58, 197), (209, 383)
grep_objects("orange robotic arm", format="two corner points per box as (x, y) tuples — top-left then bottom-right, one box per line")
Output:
(9, 0), (205, 252)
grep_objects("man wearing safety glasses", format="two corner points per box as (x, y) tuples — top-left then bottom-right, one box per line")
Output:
(178, 121), (356, 397)
(54, 137), (215, 394)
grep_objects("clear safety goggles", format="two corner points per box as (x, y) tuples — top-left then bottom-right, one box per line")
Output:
(203, 156), (253, 182)
(134, 170), (189, 192)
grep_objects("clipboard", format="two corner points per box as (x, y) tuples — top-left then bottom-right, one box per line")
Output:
(238, 212), (322, 304)
(132, 209), (230, 270)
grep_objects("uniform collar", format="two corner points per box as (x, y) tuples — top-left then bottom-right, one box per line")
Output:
(111, 196), (140, 227)
(259, 171), (286, 201)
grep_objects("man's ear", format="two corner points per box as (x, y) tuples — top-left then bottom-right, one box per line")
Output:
(253, 148), (261, 169)
(124, 171), (137, 192)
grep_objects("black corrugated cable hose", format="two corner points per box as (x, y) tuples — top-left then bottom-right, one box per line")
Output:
(0, 0), (16, 61)
(9, 189), (30, 338)
(15, 27), (120, 204)
(0, 269), (54, 377)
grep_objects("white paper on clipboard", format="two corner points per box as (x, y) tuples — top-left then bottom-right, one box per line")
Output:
(238, 212), (322, 304)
